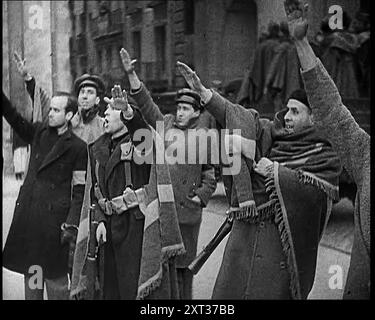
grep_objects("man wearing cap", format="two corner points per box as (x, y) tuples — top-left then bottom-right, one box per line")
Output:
(177, 61), (342, 299)
(119, 48), (217, 299)
(14, 53), (105, 144)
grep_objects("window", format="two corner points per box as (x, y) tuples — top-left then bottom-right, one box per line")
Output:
(106, 47), (111, 70)
(132, 31), (141, 73)
(184, 0), (195, 35)
(97, 49), (102, 73)
(112, 45), (120, 68)
(155, 25), (166, 77)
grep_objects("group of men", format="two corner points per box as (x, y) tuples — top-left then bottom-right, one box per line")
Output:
(2, 0), (369, 300)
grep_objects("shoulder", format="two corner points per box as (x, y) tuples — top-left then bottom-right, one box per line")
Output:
(71, 132), (87, 149)
(198, 111), (217, 128)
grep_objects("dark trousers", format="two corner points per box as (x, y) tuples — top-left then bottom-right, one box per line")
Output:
(24, 274), (69, 300)
(177, 268), (193, 300)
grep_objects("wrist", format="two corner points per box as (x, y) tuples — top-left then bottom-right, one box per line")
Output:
(293, 37), (309, 46)
(200, 88), (213, 104)
(122, 107), (134, 120)
(24, 73), (33, 81)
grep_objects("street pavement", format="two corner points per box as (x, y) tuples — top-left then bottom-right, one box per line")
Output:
(2, 176), (354, 300)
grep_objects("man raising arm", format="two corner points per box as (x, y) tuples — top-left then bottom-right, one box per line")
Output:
(284, 0), (370, 299)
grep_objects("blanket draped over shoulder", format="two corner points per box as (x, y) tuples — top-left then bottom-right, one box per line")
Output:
(224, 106), (342, 299)
(70, 127), (185, 300)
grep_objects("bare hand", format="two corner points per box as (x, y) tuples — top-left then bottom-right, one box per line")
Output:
(120, 48), (137, 74)
(176, 61), (207, 95)
(104, 85), (129, 112)
(254, 157), (273, 177)
(96, 222), (107, 244)
(13, 52), (30, 78)
(190, 195), (202, 205)
(284, 0), (309, 41)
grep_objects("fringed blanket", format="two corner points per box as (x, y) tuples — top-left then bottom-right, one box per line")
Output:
(221, 106), (341, 299)
(70, 127), (185, 300)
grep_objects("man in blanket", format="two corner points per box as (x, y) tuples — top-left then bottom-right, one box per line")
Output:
(177, 62), (342, 299)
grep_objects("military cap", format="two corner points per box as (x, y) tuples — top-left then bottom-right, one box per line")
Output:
(73, 74), (105, 96)
(176, 88), (202, 111)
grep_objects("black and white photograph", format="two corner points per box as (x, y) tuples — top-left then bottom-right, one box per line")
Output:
(2, 0), (370, 305)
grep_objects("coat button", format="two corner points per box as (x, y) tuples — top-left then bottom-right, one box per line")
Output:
(179, 201), (184, 207)
(182, 180), (187, 185)
(35, 154), (39, 159)
(51, 184), (55, 190)
(256, 254), (262, 259)
(280, 261), (286, 269)
(259, 222), (265, 228)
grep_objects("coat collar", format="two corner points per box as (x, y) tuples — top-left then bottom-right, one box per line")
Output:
(105, 133), (132, 185)
(91, 133), (132, 185)
(38, 128), (73, 172)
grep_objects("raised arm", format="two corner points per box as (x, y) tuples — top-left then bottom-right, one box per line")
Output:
(14, 52), (50, 123)
(2, 91), (37, 144)
(120, 48), (164, 128)
(285, 0), (370, 184)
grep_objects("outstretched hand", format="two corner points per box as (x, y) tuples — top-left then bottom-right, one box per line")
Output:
(284, 0), (309, 41)
(14, 52), (30, 78)
(176, 61), (207, 95)
(120, 48), (137, 74)
(103, 85), (129, 112)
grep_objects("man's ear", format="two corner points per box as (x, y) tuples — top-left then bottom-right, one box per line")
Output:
(66, 111), (74, 122)
(193, 109), (200, 118)
(95, 96), (100, 105)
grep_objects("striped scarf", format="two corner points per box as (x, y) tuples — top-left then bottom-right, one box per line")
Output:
(24, 82), (50, 176)
(222, 104), (258, 218)
(269, 109), (341, 200)
(70, 127), (185, 299)
(32, 82), (50, 124)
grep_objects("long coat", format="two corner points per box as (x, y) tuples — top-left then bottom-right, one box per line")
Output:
(128, 86), (217, 268)
(2, 93), (87, 279)
(301, 60), (370, 299)
(89, 125), (151, 299)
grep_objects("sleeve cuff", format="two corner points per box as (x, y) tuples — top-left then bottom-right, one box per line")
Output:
(130, 84), (143, 96)
(300, 58), (323, 80)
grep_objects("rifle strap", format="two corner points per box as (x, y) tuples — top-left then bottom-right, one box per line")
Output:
(124, 161), (132, 188)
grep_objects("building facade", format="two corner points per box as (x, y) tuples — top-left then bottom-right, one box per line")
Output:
(3, 0), (368, 174)
(68, 0), (366, 94)
(3, 0), (72, 175)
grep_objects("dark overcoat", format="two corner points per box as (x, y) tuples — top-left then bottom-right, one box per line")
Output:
(89, 126), (151, 299)
(2, 93), (87, 279)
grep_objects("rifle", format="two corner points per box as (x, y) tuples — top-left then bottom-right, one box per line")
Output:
(85, 204), (100, 300)
(188, 216), (233, 275)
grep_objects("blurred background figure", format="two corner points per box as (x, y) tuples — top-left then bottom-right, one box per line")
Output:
(319, 11), (360, 98)
(237, 21), (281, 109)
(265, 21), (303, 112)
